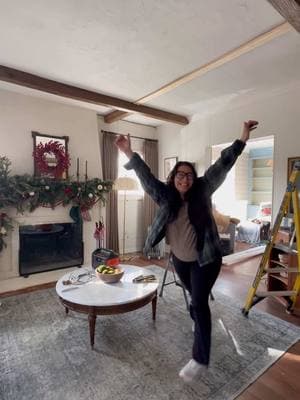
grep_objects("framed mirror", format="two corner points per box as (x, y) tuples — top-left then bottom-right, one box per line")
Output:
(32, 131), (70, 179)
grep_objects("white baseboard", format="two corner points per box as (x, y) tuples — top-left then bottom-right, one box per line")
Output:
(222, 245), (266, 265)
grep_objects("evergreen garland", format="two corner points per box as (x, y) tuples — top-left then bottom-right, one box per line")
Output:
(0, 212), (13, 252)
(0, 156), (113, 252)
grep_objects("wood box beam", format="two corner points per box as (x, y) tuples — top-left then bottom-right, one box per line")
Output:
(267, 0), (300, 33)
(0, 65), (189, 126)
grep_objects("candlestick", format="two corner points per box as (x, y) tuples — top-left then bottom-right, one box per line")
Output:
(76, 157), (80, 181)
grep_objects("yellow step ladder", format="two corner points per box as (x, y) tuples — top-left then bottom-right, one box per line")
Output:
(242, 161), (300, 316)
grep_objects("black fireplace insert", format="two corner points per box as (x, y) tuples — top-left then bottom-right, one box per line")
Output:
(19, 223), (83, 276)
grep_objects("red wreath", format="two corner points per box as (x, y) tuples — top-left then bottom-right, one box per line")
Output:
(33, 140), (70, 178)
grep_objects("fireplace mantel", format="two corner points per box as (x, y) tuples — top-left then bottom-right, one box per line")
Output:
(0, 205), (75, 280)
(0, 204), (100, 281)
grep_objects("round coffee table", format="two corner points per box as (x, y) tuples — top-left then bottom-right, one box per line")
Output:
(56, 265), (158, 348)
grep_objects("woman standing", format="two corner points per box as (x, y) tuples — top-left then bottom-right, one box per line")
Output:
(115, 120), (258, 382)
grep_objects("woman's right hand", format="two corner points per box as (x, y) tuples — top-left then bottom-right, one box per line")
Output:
(240, 120), (258, 143)
(114, 134), (134, 159)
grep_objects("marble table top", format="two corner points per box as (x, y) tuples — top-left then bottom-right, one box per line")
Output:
(56, 265), (159, 307)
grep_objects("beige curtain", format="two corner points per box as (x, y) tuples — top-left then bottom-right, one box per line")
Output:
(102, 131), (119, 252)
(143, 140), (158, 239)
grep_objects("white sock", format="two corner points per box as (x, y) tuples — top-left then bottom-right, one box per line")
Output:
(179, 359), (206, 382)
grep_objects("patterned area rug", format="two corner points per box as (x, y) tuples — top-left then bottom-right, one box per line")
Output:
(1, 266), (299, 400)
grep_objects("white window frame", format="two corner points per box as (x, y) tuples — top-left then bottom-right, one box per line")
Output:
(117, 138), (144, 197)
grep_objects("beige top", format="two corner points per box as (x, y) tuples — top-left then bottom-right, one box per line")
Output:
(166, 202), (198, 262)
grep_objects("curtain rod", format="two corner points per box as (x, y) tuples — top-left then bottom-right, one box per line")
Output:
(101, 129), (158, 143)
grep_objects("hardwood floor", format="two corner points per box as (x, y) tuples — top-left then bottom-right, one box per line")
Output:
(127, 252), (300, 400)
(2, 250), (299, 399)
(216, 255), (300, 399)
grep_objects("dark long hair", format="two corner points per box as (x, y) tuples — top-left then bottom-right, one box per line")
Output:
(166, 161), (197, 221)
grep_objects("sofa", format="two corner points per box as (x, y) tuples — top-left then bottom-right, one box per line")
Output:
(212, 207), (239, 256)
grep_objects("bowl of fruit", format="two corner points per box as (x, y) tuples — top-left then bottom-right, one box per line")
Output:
(95, 265), (124, 283)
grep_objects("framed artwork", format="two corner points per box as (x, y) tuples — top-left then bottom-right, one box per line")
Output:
(287, 157), (300, 181)
(32, 131), (70, 179)
(287, 156), (300, 214)
(164, 156), (178, 179)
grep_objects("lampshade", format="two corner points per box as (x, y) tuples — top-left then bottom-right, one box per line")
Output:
(114, 176), (139, 191)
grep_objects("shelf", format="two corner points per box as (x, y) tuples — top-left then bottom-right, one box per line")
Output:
(252, 167), (273, 170)
(272, 296), (290, 308)
(273, 243), (298, 254)
(249, 157), (273, 207)
(251, 202), (271, 206)
(269, 274), (288, 285)
(267, 241), (300, 312)
(251, 191), (272, 194)
(270, 259), (289, 268)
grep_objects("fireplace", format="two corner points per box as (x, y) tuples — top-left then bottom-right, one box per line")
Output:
(19, 222), (83, 276)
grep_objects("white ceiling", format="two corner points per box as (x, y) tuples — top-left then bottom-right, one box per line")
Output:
(0, 0), (300, 126)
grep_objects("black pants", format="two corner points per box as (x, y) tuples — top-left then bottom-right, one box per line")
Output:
(172, 254), (221, 365)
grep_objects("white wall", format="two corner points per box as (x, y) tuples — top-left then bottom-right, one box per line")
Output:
(0, 90), (101, 178)
(157, 82), (300, 221)
(157, 124), (181, 180)
(0, 89), (102, 277)
(98, 117), (157, 141)
(0, 90), (158, 276)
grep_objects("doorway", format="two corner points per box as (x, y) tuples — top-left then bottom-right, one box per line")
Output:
(211, 136), (274, 254)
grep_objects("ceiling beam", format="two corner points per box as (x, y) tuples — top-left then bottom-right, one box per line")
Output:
(104, 21), (292, 124)
(0, 65), (189, 126)
(267, 1), (300, 33)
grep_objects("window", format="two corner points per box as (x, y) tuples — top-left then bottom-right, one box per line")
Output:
(116, 139), (144, 254)
(117, 146), (144, 196)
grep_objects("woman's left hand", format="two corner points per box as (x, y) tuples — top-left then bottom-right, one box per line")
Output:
(240, 120), (258, 143)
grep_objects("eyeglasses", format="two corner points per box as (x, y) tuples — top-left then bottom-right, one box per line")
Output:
(175, 171), (194, 181)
